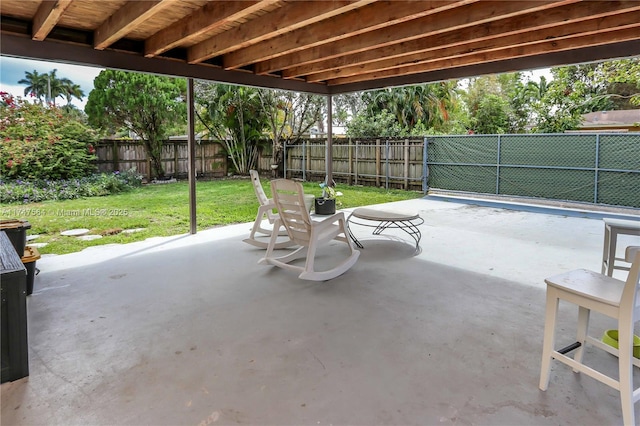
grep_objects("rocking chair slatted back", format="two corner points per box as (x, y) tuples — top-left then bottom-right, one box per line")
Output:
(270, 179), (312, 245)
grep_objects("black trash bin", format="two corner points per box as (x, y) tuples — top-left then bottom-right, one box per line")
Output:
(0, 220), (31, 256)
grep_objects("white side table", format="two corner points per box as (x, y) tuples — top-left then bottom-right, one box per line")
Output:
(601, 218), (640, 276)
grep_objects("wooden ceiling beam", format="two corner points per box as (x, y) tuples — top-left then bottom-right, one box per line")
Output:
(286, 1), (640, 79)
(32, 0), (73, 41)
(145, 0), (279, 58)
(306, 9), (640, 82)
(255, 0), (577, 75)
(222, 0), (476, 70)
(186, 0), (374, 64)
(330, 40), (640, 94)
(327, 26), (640, 86)
(94, 0), (173, 50)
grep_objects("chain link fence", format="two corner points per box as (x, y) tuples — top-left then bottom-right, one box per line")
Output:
(426, 133), (640, 208)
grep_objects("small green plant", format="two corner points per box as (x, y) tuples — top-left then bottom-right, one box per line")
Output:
(319, 181), (343, 207)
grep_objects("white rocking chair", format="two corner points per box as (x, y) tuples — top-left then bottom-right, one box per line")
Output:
(260, 179), (359, 281)
(243, 170), (294, 249)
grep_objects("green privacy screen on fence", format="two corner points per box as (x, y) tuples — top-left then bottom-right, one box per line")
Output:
(426, 133), (640, 208)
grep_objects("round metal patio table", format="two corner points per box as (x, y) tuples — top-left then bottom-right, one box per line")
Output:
(346, 207), (424, 253)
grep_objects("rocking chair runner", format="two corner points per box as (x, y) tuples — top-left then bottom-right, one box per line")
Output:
(243, 170), (294, 249)
(260, 179), (360, 281)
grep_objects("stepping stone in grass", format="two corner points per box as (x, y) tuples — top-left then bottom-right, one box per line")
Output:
(77, 235), (102, 241)
(60, 228), (90, 236)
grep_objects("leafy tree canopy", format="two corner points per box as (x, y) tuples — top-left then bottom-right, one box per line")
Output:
(195, 82), (269, 174)
(85, 70), (186, 178)
(346, 82), (461, 137)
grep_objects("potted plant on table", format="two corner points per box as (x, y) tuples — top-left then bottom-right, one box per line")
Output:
(315, 182), (343, 215)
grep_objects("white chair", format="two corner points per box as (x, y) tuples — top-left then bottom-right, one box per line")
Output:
(259, 179), (359, 281)
(601, 218), (640, 277)
(539, 250), (640, 426)
(243, 170), (294, 249)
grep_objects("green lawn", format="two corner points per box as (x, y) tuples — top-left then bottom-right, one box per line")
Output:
(1, 178), (424, 255)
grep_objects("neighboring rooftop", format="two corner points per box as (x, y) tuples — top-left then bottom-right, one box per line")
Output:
(579, 109), (640, 132)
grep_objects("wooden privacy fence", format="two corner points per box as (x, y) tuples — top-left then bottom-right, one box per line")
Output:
(94, 139), (228, 180)
(95, 135), (638, 209)
(284, 138), (426, 191)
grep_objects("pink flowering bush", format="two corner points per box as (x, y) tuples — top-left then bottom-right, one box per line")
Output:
(0, 92), (98, 180)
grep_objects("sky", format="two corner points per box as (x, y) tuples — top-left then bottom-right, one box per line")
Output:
(0, 55), (554, 111)
(0, 56), (103, 109)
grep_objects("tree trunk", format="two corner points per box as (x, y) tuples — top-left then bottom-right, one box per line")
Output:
(272, 143), (284, 178)
(145, 139), (165, 179)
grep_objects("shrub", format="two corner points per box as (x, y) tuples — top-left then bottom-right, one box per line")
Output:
(0, 92), (98, 180)
(0, 169), (143, 204)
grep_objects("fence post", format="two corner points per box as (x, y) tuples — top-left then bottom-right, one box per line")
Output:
(495, 134), (502, 195)
(355, 140), (359, 186)
(348, 139), (353, 185)
(376, 139), (381, 187)
(309, 142), (313, 180)
(423, 137), (428, 193)
(302, 140), (306, 181)
(200, 142), (205, 178)
(404, 139), (409, 190)
(112, 140), (119, 172)
(385, 139), (390, 190)
(284, 142), (288, 179)
(174, 141), (179, 177)
(594, 134), (600, 204)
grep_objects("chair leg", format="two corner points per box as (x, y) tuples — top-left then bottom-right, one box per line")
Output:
(607, 228), (618, 277)
(248, 209), (265, 237)
(574, 306), (590, 370)
(602, 224), (611, 274)
(258, 219), (282, 264)
(618, 322), (635, 426)
(302, 241), (318, 278)
(540, 288), (559, 391)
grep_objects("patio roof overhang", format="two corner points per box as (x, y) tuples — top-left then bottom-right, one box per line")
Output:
(1, 0), (640, 95)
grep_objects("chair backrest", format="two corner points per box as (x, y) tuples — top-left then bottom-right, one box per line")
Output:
(270, 179), (313, 246)
(619, 250), (640, 324)
(249, 170), (269, 206)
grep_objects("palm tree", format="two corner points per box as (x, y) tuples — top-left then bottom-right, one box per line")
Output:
(18, 70), (48, 102)
(18, 69), (85, 106)
(44, 69), (68, 105)
(367, 83), (457, 131)
(60, 79), (85, 105)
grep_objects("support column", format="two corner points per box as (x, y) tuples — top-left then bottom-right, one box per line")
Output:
(187, 78), (197, 235)
(326, 95), (333, 185)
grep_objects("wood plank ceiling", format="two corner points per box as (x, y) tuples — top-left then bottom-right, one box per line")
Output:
(1, 0), (640, 95)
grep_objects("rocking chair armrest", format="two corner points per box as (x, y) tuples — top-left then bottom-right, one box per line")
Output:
(313, 212), (347, 231)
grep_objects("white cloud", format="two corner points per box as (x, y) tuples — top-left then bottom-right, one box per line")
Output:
(0, 56), (103, 109)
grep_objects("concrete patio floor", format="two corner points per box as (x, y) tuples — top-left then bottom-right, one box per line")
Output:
(2, 196), (639, 425)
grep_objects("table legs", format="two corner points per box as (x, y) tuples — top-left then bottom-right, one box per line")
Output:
(347, 215), (422, 252)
